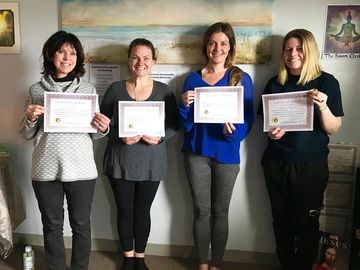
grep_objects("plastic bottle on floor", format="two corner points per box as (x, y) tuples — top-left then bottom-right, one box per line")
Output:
(23, 246), (35, 270)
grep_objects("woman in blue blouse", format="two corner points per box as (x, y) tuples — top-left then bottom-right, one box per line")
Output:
(178, 22), (254, 270)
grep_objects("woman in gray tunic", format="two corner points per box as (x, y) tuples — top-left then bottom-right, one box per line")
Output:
(20, 31), (110, 270)
(100, 38), (178, 270)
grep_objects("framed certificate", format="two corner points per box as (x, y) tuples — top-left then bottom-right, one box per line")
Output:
(118, 101), (165, 137)
(194, 86), (244, 123)
(319, 212), (350, 236)
(324, 181), (354, 209)
(328, 144), (359, 177)
(44, 92), (98, 133)
(262, 90), (314, 131)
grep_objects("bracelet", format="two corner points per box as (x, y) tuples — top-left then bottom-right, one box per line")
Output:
(319, 105), (328, 111)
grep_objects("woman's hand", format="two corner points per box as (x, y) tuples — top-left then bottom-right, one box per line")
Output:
(182, 90), (195, 107)
(122, 135), (142, 145)
(91, 112), (110, 133)
(224, 122), (236, 135)
(26, 104), (45, 122)
(310, 88), (342, 134)
(310, 89), (328, 111)
(268, 127), (286, 140)
(142, 135), (162, 145)
(356, 229), (360, 240)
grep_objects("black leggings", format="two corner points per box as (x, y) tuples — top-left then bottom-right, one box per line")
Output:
(108, 178), (160, 253)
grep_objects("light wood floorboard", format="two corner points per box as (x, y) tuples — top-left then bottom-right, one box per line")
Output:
(1, 245), (279, 270)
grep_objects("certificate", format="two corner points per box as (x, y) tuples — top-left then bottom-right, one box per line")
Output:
(194, 86), (244, 123)
(118, 101), (165, 137)
(262, 90), (314, 131)
(44, 92), (98, 133)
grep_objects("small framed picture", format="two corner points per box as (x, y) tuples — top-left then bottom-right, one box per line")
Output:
(0, 2), (21, 54)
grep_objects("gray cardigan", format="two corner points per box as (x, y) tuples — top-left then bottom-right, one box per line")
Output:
(100, 80), (179, 181)
(20, 75), (104, 181)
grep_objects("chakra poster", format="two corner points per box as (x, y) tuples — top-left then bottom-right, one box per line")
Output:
(323, 5), (360, 59)
(61, 0), (274, 64)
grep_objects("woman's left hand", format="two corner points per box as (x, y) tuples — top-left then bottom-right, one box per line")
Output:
(142, 135), (162, 145)
(356, 229), (360, 240)
(224, 122), (236, 135)
(310, 89), (328, 111)
(92, 112), (110, 133)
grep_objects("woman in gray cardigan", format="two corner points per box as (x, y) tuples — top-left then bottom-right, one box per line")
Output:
(20, 31), (110, 270)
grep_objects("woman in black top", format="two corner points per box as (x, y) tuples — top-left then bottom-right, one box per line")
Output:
(258, 29), (344, 270)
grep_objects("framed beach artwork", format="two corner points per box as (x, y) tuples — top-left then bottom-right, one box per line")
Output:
(61, 0), (273, 64)
(0, 2), (21, 54)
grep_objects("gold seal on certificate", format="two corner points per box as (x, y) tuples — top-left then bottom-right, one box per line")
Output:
(118, 101), (165, 137)
(194, 86), (244, 123)
(44, 92), (98, 133)
(262, 90), (314, 132)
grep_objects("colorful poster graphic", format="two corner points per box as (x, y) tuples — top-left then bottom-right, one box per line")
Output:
(324, 5), (360, 59)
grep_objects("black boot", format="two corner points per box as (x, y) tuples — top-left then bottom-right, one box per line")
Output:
(121, 256), (134, 270)
(134, 257), (149, 270)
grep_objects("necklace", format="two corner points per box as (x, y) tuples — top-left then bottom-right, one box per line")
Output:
(127, 79), (152, 101)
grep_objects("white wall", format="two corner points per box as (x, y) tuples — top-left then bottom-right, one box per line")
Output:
(1, 0), (359, 255)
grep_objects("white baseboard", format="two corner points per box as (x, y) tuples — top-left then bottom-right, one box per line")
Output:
(13, 233), (279, 266)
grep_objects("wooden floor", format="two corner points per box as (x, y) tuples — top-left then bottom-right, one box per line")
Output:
(1, 245), (279, 270)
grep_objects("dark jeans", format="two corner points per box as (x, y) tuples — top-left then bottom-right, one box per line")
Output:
(108, 178), (160, 253)
(261, 155), (329, 270)
(184, 153), (240, 268)
(32, 179), (96, 270)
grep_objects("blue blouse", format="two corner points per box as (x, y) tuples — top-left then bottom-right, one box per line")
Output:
(179, 69), (254, 164)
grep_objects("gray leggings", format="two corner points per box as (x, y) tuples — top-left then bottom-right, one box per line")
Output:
(184, 153), (240, 267)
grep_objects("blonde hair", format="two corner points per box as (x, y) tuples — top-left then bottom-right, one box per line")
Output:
(278, 29), (322, 85)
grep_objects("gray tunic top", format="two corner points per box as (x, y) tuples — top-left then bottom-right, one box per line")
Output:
(100, 80), (178, 181)
(19, 75), (104, 181)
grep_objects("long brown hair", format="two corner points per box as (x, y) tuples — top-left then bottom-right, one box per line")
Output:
(202, 22), (236, 68)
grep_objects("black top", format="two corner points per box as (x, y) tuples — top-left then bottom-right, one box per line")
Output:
(258, 72), (344, 161)
(100, 80), (179, 181)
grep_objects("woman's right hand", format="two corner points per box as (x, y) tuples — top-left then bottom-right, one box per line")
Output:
(26, 104), (45, 122)
(122, 135), (142, 145)
(268, 127), (286, 140)
(182, 90), (195, 107)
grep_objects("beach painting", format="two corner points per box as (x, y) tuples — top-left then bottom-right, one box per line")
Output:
(61, 0), (274, 64)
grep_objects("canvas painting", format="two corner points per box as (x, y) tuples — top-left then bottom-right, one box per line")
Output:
(61, 0), (274, 64)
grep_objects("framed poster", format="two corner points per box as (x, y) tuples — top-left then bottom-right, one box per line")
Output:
(0, 2), (20, 54)
(328, 144), (359, 177)
(323, 5), (360, 59)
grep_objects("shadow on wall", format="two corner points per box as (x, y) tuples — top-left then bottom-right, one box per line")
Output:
(242, 34), (285, 253)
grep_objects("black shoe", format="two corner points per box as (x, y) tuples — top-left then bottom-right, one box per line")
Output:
(121, 256), (134, 270)
(134, 257), (149, 270)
